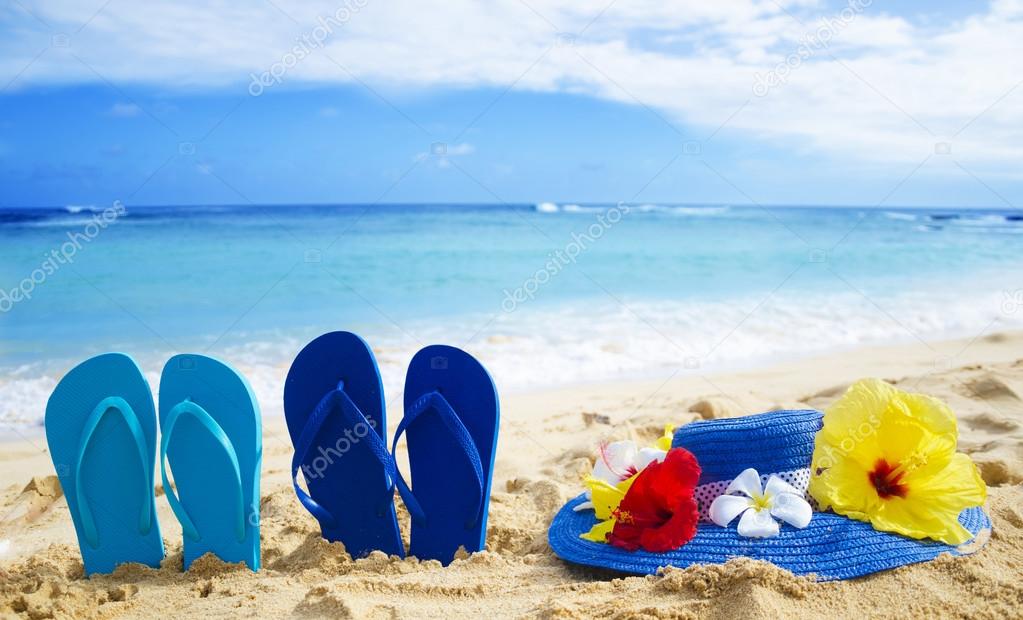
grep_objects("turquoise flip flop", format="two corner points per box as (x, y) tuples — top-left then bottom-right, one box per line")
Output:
(392, 345), (500, 564)
(158, 354), (262, 571)
(44, 353), (164, 575)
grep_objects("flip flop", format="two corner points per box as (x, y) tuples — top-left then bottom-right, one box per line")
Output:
(44, 353), (164, 575)
(392, 345), (499, 564)
(284, 331), (404, 558)
(158, 354), (261, 571)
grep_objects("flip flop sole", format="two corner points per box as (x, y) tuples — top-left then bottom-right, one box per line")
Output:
(403, 345), (499, 564)
(284, 331), (403, 558)
(45, 353), (164, 575)
(159, 354), (261, 570)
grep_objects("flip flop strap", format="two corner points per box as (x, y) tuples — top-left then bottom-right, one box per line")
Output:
(390, 391), (485, 529)
(160, 399), (246, 543)
(291, 386), (397, 529)
(74, 396), (153, 549)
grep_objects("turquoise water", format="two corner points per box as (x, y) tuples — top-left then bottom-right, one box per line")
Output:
(2, 203), (1022, 428)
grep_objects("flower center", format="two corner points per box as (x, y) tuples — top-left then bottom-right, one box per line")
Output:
(612, 509), (635, 525)
(751, 494), (771, 511)
(868, 459), (909, 499)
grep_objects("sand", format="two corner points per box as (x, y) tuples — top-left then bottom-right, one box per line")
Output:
(2, 332), (1023, 619)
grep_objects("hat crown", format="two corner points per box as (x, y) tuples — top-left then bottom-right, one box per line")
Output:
(671, 409), (823, 484)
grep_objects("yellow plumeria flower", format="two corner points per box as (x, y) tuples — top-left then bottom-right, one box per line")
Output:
(808, 378), (986, 545)
(580, 474), (637, 543)
(655, 424), (675, 452)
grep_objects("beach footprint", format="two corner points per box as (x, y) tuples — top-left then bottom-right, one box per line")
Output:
(955, 372), (1023, 485)
(958, 374), (1023, 411)
(0, 476), (66, 562)
(0, 475), (64, 528)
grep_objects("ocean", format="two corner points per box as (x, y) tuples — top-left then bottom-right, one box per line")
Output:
(2, 202), (1022, 431)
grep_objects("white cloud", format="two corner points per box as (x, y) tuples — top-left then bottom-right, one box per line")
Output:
(446, 143), (474, 156)
(108, 102), (140, 117)
(3, 1), (1023, 170)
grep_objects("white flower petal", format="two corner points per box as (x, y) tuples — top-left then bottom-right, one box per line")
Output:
(724, 468), (763, 498)
(763, 474), (803, 499)
(635, 447), (667, 471)
(736, 507), (780, 538)
(592, 440), (638, 484)
(709, 494), (753, 527)
(573, 501), (594, 512)
(769, 493), (813, 529)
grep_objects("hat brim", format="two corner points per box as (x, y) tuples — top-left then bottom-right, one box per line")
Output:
(548, 494), (991, 581)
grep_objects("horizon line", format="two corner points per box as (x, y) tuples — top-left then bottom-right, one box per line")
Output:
(1, 201), (1014, 212)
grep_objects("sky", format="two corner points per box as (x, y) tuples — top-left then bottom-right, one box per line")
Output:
(1, 0), (1021, 209)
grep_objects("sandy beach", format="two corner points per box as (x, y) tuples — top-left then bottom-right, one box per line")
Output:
(6, 1), (1023, 617)
(2, 331), (1022, 619)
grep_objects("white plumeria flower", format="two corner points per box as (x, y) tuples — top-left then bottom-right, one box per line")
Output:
(708, 468), (813, 537)
(574, 440), (666, 512)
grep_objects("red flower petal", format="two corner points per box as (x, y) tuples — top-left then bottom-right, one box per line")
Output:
(607, 448), (701, 553)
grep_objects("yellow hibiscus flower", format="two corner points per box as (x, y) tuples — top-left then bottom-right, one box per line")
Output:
(808, 378), (986, 545)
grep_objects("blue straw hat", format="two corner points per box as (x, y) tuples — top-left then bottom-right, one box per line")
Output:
(548, 409), (991, 580)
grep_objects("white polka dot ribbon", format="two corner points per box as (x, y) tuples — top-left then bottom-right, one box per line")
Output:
(694, 468), (811, 522)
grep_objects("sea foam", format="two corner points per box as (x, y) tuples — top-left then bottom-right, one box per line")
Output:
(3, 282), (1019, 431)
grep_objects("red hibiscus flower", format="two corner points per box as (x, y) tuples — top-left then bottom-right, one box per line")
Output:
(608, 447), (701, 553)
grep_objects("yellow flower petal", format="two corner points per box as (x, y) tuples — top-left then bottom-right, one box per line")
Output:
(875, 416), (927, 465)
(580, 473), (639, 544)
(812, 379), (886, 471)
(899, 392), (957, 437)
(893, 393), (957, 472)
(816, 379), (890, 446)
(895, 452), (986, 544)
(912, 452), (986, 506)
(584, 474), (636, 520)
(809, 452), (878, 516)
(580, 517), (616, 543)
(585, 478), (623, 521)
(868, 496), (967, 544)
(655, 424), (675, 452)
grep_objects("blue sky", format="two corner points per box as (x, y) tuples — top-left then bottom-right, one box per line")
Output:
(1, 0), (1021, 208)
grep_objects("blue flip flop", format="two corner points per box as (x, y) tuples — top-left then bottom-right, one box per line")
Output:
(44, 353), (164, 575)
(158, 354), (262, 571)
(284, 331), (404, 558)
(392, 345), (499, 564)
